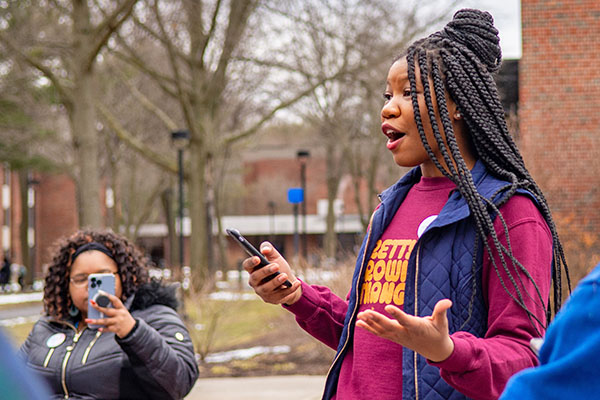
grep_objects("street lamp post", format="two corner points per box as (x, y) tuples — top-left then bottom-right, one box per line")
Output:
(296, 150), (310, 261)
(171, 130), (190, 274)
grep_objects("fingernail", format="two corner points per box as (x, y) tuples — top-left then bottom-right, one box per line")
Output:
(90, 300), (97, 306)
(262, 245), (271, 252)
(278, 275), (286, 282)
(270, 265), (278, 273)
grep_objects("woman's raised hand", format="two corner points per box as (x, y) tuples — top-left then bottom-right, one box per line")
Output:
(242, 242), (302, 305)
(85, 291), (137, 338)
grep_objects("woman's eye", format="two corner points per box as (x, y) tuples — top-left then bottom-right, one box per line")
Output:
(383, 93), (392, 102)
(403, 88), (411, 97)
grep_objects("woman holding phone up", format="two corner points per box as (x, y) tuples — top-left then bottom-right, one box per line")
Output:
(19, 229), (198, 400)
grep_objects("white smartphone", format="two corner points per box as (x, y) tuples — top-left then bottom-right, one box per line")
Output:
(87, 273), (115, 329)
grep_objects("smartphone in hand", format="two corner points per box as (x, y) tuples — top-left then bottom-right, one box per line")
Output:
(226, 228), (292, 288)
(87, 273), (115, 329)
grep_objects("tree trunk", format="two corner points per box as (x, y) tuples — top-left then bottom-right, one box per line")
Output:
(71, 2), (102, 228)
(189, 139), (208, 284)
(324, 143), (341, 260)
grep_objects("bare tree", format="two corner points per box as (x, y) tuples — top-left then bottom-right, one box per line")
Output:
(99, 0), (346, 283)
(276, 0), (461, 258)
(0, 0), (138, 227)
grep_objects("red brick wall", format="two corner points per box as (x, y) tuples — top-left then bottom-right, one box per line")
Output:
(36, 174), (78, 271)
(243, 157), (369, 216)
(520, 0), (600, 279)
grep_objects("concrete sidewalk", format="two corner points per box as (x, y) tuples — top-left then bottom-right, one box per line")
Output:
(186, 375), (326, 400)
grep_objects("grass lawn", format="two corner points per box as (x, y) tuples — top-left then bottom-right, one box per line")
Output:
(185, 295), (295, 354)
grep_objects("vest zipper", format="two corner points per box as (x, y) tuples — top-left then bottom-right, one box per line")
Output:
(81, 331), (102, 365)
(413, 243), (422, 400)
(61, 328), (85, 399)
(324, 209), (377, 389)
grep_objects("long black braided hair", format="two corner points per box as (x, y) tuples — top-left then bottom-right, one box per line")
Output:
(402, 9), (570, 334)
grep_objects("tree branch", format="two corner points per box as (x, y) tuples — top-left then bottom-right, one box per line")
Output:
(0, 32), (73, 105)
(209, 0), (257, 99)
(110, 47), (179, 98)
(224, 70), (341, 145)
(132, 175), (168, 240)
(130, 12), (191, 65)
(151, 0), (196, 131)
(86, 0), (139, 70)
(97, 103), (179, 175)
(235, 55), (319, 79)
(110, 63), (179, 131)
(194, 0), (223, 65)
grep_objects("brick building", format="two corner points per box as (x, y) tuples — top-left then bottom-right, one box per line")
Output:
(0, 167), (78, 285)
(519, 0), (600, 280)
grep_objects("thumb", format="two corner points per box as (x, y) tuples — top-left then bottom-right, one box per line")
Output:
(431, 299), (452, 326)
(259, 241), (282, 261)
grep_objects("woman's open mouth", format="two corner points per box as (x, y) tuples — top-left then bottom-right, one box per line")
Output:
(382, 126), (406, 150)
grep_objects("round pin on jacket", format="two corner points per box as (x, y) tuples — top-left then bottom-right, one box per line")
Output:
(46, 333), (66, 348)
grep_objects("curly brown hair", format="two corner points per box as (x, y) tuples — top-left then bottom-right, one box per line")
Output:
(44, 229), (150, 319)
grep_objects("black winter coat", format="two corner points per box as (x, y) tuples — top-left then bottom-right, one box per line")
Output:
(19, 281), (199, 399)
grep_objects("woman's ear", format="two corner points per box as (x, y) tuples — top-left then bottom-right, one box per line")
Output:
(447, 100), (462, 121)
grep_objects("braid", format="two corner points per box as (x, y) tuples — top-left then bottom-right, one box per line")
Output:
(405, 9), (570, 330)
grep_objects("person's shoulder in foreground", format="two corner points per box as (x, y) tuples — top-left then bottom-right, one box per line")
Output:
(500, 261), (600, 400)
(0, 329), (50, 400)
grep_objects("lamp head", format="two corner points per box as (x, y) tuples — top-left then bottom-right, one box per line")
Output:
(296, 149), (310, 161)
(171, 130), (190, 149)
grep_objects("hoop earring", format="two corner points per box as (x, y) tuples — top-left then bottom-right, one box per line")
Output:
(68, 303), (80, 318)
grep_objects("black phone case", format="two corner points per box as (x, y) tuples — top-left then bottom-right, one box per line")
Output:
(226, 228), (292, 288)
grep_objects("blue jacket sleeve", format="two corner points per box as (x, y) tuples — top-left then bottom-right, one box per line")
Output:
(0, 329), (51, 399)
(500, 262), (600, 400)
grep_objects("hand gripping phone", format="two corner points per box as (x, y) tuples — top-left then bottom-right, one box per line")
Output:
(226, 228), (292, 288)
(87, 273), (115, 329)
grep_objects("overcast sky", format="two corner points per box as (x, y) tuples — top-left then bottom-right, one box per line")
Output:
(456, 0), (522, 59)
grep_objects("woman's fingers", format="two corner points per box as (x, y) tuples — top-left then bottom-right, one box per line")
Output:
(100, 291), (125, 308)
(357, 310), (403, 340)
(242, 256), (262, 274)
(384, 305), (419, 328)
(431, 299), (452, 323)
(241, 242), (301, 305)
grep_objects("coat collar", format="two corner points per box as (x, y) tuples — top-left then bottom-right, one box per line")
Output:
(377, 161), (513, 233)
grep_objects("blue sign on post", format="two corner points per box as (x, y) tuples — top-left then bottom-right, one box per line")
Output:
(287, 188), (303, 258)
(287, 188), (304, 204)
